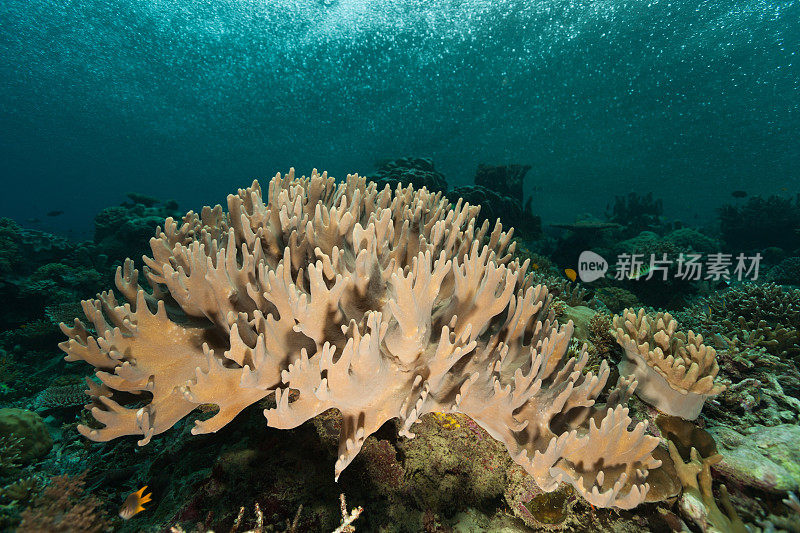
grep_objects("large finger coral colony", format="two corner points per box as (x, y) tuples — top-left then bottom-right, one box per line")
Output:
(61, 169), (661, 510)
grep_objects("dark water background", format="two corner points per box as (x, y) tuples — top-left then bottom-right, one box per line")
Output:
(1, 0), (798, 239)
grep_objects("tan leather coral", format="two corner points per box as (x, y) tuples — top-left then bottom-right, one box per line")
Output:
(613, 308), (726, 420)
(61, 169), (661, 509)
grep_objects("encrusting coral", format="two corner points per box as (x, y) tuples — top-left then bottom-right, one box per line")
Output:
(613, 309), (726, 420)
(60, 169), (661, 509)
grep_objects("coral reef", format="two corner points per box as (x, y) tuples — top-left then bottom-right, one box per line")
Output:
(369, 157), (448, 194)
(449, 163), (541, 239)
(473, 163), (530, 200)
(0, 436), (24, 476)
(168, 493), (362, 533)
(667, 441), (747, 533)
(697, 283), (800, 360)
(0, 434), (41, 529)
(0, 409), (53, 463)
(765, 257), (800, 285)
(94, 192), (183, 265)
(3, 157), (795, 531)
(62, 169), (660, 509)
(587, 313), (617, 359)
(447, 185), (541, 240)
(0, 218), (23, 275)
(18, 472), (109, 533)
(663, 228), (720, 255)
(396, 411), (509, 513)
(614, 309), (726, 419)
(560, 226), (722, 310)
(707, 424), (800, 493)
(371, 159), (543, 240)
(594, 286), (639, 314)
(0, 219), (105, 333)
(0, 218), (72, 270)
(560, 305), (596, 342)
(608, 230), (710, 308)
(706, 334), (800, 427)
(33, 380), (91, 412)
(518, 251), (595, 309)
(547, 279), (594, 308)
(547, 216), (620, 269)
(718, 195), (800, 253)
(504, 463), (580, 530)
(759, 491), (800, 532)
(606, 192), (664, 236)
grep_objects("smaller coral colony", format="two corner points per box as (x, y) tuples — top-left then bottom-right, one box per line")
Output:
(3, 162), (799, 532)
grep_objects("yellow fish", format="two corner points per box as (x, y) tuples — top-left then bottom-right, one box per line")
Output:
(564, 268), (577, 282)
(119, 486), (152, 520)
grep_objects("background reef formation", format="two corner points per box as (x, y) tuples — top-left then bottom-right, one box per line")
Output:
(369, 157), (542, 240)
(61, 169), (661, 510)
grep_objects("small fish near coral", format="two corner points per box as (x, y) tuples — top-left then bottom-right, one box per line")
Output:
(119, 486), (152, 520)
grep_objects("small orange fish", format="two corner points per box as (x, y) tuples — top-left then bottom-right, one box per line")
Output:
(119, 486), (152, 520)
(564, 268), (577, 282)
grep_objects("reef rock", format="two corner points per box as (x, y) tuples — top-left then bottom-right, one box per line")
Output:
(708, 424), (800, 493)
(0, 408), (53, 462)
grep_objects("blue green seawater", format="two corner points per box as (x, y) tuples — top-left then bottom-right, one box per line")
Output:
(0, 0), (798, 235)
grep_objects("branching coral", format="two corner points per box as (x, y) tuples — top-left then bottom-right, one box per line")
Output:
(61, 169), (660, 509)
(760, 491), (800, 532)
(33, 381), (89, 412)
(0, 436), (23, 476)
(700, 283), (800, 360)
(614, 309), (726, 420)
(587, 313), (616, 359)
(706, 334), (800, 427)
(18, 472), (108, 533)
(667, 441), (747, 533)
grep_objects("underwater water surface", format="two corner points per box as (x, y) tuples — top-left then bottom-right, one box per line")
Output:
(1, 1), (800, 532)
(1, 0), (799, 235)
